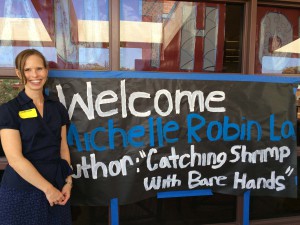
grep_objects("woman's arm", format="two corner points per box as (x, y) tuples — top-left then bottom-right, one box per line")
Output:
(0, 129), (64, 206)
(59, 125), (72, 205)
(60, 125), (71, 166)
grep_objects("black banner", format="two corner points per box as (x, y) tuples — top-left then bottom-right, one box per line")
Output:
(48, 71), (298, 206)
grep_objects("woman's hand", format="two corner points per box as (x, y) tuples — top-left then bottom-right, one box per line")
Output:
(44, 185), (65, 206)
(58, 182), (72, 205)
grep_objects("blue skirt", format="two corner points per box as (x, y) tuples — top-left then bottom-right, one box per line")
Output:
(0, 187), (72, 225)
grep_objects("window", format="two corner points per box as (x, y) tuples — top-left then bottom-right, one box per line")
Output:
(0, 0), (109, 71)
(250, 3), (300, 222)
(120, 1), (243, 73)
(1, 1), (300, 224)
(255, 5), (300, 74)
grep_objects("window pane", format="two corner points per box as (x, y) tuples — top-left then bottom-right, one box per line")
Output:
(0, 0), (109, 70)
(255, 5), (300, 74)
(120, 1), (243, 73)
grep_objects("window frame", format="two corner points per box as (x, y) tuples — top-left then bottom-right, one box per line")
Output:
(1, 1), (300, 224)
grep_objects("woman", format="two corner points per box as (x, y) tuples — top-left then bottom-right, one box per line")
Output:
(0, 49), (73, 225)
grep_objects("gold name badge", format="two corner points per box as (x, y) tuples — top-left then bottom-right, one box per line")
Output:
(19, 108), (38, 119)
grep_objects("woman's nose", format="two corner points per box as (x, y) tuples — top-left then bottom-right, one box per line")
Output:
(31, 69), (40, 76)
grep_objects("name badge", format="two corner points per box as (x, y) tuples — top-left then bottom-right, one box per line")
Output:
(19, 108), (38, 119)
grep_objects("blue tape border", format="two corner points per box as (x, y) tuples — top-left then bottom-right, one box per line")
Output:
(54, 69), (281, 225)
(157, 189), (213, 198)
(110, 198), (119, 225)
(243, 191), (250, 225)
(54, 69), (278, 225)
(49, 70), (300, 84)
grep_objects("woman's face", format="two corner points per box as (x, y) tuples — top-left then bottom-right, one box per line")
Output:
(22, 54), (48, 92)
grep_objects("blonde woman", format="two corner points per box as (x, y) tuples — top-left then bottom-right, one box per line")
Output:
(0, 49), (72, 225)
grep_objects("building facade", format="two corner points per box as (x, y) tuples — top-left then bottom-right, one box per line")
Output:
(0, 0), (300, 224)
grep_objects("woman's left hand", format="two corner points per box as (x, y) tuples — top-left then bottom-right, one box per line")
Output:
(58, 183), (72, 205)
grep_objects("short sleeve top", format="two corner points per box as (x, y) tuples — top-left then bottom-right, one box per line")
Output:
(0, 90), (69, 161)
(0, 90), (72, 190)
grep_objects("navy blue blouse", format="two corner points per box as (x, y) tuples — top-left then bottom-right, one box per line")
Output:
(0, 90), (72, 190)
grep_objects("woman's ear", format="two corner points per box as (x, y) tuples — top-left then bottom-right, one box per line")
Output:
(15, 69), (22, 80)
(15, 69), (25, 84)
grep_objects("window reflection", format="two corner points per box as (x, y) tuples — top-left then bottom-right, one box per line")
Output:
(0, 79), (22, 105)
(256, 6), (300, 74)
(0, 0), (109, 70)
(120, 1), (243, 73)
